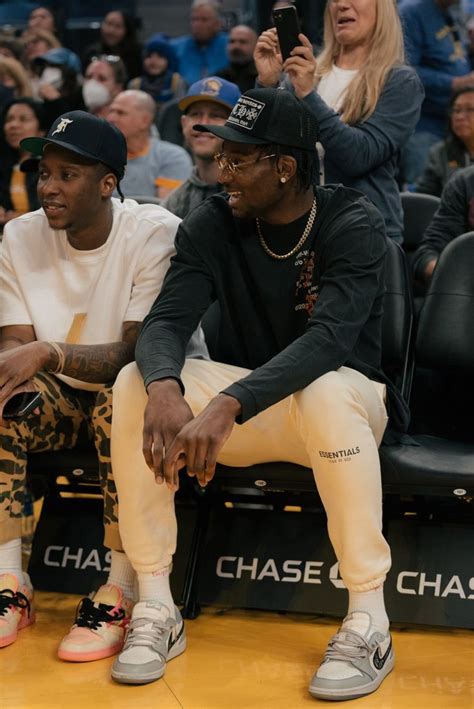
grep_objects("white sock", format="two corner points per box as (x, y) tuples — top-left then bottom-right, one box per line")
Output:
(347, 585), (389, 636)
(137, 565), (175, 616)
(0, 538), (24, 584)
(106, 550), (136, 600)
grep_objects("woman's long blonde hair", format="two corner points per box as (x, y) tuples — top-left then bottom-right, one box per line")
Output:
(0, 57), (32, 97)
(316, 0), (405, 124)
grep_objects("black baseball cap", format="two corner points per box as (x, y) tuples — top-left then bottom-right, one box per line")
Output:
(194, 87), (319, 151)
(20, 110), (127, 179)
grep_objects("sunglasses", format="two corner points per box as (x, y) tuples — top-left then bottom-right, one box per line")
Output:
(90, 54), (122, 64)
(213, 152), (277, 175)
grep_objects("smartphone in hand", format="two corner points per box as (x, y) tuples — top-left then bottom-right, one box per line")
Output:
(2, 391), (42, 419)
(272, 5), (302, 61)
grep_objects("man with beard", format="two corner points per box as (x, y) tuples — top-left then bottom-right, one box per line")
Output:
(216, 25), (258, 94)
(0, 110), (205, 661)
(109, 88), (406, 700)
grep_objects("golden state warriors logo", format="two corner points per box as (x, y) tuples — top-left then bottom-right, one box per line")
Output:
(200, 78), (222, 96)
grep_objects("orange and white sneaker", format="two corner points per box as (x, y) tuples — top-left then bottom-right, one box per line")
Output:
(58, 584), (133, 662)
(0, 572), (35, 648)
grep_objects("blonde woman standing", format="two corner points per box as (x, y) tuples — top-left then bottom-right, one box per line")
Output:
(255, 0), (424, 243)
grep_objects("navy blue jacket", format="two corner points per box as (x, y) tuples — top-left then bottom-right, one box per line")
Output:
(302, 66), (424, 242)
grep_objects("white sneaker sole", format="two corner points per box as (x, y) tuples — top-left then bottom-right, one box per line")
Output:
(308, 654), (395, 701)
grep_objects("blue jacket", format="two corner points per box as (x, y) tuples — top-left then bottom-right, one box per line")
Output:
(302, 66), (424, 242)
(399, 0), (470, 136)
(171, 32), (228, 85)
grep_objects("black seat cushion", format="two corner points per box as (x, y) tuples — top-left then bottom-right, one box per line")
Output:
(380, 435), (474, 495)
(28, 443), (99, 482)
(212, 461), (315, 493)
(401, 191), (440, 253)
(416, 232), (474, 372)
(381, 238), (413, 378)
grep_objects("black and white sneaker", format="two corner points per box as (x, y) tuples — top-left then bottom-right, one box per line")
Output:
(111, 601), (186, 684)
(308, 611), (394, 701)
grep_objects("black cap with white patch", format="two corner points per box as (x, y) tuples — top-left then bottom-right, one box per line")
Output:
(194, 87), (319, 151)
(21, 110), (127, 179)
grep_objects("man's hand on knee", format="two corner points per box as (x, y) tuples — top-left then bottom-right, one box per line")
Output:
(143, 378), (194, 490)
(164, 393), (242, 489)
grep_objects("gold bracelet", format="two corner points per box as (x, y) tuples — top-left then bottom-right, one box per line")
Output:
(47, 341), (65, 374)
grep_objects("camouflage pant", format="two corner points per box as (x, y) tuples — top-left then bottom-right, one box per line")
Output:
(0, 371), (122, 550)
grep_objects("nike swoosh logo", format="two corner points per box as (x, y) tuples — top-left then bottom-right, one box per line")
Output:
(168, 622), (184, 651)
(373, 638), (392, 670)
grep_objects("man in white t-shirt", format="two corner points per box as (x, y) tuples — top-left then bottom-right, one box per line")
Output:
(0, 111), (196, 662)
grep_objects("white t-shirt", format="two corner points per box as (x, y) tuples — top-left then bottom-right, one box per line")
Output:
(316, 64), (359, 184)
(317, 64), (359, 112)
(0, 198), (180, 390)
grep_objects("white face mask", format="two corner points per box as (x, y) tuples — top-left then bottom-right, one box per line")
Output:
(82, 79), (111, 111)
(39, 66), (63, 89)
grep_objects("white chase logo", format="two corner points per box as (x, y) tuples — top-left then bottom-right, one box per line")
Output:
(216, 556), (325, 584)
(44, 545), (111, 571)
(51, 117), (73, 136)
(227, 96), (265, 130)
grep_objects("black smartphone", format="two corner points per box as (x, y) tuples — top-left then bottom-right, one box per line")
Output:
(3, 391), (42, 419)
(272, 4), (302, 61)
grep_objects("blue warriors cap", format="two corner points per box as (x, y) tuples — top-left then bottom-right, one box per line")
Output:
(178, 76), (240, 113)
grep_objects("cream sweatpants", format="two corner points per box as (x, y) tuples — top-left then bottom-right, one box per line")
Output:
(111, 359), (391, 592)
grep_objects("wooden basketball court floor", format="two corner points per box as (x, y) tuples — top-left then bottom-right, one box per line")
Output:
(1, 590), (473, 708)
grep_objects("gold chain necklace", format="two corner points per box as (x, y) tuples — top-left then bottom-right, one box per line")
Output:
(256, 198), (318, 260)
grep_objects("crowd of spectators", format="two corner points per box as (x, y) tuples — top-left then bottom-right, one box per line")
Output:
(1, 0), (472, 265)
(0, 0), (474, 701)
(415, 87), (474, 195)
(399, 0), (474, 185)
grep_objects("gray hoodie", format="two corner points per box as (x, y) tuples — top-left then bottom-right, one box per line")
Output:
(163, 166), (223, 219)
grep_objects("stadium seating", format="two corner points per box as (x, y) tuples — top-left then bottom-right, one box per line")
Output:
(180, 238), (416, 617)
(26, 234), (474, 622)
(380, 232), (474, 501)
(400, 191), (440, 271)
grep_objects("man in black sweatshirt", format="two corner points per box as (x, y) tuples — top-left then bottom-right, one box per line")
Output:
(109, 88), (405, 701)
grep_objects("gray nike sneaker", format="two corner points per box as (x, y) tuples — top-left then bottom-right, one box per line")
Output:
(111, 601), (186, 685)
(308, 611), (394, 701)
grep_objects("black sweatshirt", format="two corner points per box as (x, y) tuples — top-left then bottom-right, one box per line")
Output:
(136, 185), (409, 435)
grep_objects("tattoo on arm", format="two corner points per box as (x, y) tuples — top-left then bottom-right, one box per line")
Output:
(45, 322), (141, 383)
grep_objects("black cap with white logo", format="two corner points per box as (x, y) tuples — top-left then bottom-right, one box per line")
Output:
(194, 87), (319, 151)
(20, 110), (127, 179)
